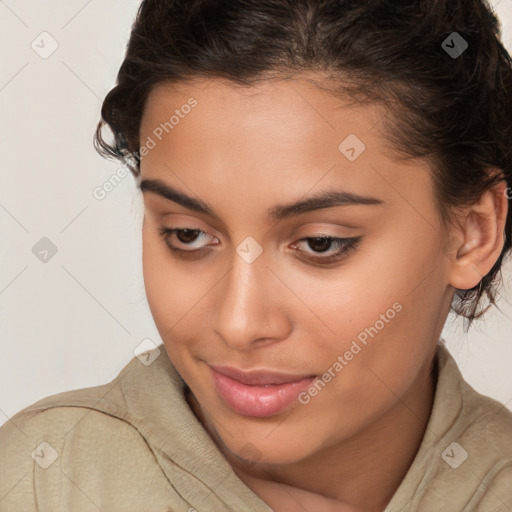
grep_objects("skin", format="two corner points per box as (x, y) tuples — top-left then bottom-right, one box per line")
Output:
(139, 74), (508, 512)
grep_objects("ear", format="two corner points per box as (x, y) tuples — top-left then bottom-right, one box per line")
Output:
(445, 179), (509, 291)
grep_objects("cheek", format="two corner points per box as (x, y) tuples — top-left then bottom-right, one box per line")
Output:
(291, 239), (412, 351)
(142, 230), (171, 316)
(141, 228), (215, 363)
(298, 231), (443, 393)
(142, 229), (194, 332)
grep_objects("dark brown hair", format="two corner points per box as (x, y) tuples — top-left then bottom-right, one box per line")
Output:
(94, 0), (512, 328)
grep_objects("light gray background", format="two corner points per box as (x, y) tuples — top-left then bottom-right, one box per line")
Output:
(1, 0), (511, 427)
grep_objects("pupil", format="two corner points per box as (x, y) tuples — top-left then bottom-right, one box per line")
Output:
(178, 229), (198, 243)
(309, 237), (331, 252)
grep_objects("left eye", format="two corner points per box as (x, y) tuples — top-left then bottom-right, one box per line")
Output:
(290, 236), (362, 262)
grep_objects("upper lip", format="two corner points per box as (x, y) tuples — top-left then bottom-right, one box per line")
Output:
(210, 365), (316, 386)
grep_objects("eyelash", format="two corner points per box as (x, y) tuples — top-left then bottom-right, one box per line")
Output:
(157, 227), (362, 264)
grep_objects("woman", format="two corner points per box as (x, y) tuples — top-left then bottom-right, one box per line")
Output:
(1, 0), (512, 510)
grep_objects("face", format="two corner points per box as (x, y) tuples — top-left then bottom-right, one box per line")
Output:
(139, 74), (454, 466)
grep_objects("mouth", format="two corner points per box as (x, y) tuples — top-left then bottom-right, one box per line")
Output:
(210, 365), (316, 385)
(209, 364), (317, 417)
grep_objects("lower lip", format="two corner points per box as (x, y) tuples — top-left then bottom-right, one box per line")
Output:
(210, 368), (316, 418)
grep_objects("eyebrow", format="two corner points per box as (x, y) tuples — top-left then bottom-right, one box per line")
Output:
(139, 178), (384, 221)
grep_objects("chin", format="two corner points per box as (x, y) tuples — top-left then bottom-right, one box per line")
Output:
(216, 422), (317, 466)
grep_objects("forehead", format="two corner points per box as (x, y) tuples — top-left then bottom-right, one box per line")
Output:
(142, 75), (386, 133)
(138, 76), (435, 227)
(140, 75), (393, 171)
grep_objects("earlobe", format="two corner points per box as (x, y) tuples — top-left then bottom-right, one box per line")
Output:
(446, 180), (509, 291)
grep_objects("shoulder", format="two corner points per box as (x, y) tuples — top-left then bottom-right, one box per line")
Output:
(0, 367), (179, 510)
(455, 387), (512, 510)
(474, 462), (512, 511)
(392, 343), (512, 511)
(453, 356), (512, 466)
(424, 345), (512, 509)
(0, 404), (174, 511)
(435, 342), (512, 445)
(0, 400), (155, 461)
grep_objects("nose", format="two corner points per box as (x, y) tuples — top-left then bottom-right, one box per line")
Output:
(209, 247), (291, 351)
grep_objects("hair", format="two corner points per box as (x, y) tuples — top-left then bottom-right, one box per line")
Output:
(94, 0), (512, 329)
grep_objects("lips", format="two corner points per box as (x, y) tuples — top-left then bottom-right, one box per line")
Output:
(209, 364), (317, 417)
(210, 365), (316, 386)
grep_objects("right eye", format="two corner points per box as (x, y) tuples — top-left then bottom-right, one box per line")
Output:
(158, 227), (218, 259)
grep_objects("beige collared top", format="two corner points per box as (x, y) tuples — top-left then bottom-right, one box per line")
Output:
(1, 340), (512, 511)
